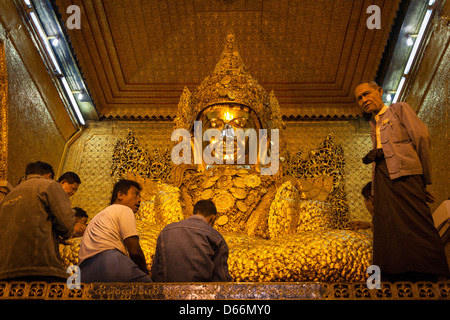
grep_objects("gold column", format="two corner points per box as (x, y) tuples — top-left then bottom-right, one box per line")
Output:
(0, 41), (9, 200)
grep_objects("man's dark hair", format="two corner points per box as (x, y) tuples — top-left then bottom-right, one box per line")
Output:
(361, 181), (372, 200)
(58, 171), (81, 184)
(74, 207), (88, 219)
(110, 179), (142, 205)
(193, 200), (217, 217)
(25, 161), (55, 179)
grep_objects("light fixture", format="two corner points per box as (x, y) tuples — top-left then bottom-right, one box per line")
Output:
(406, 35), (415, 46)
(25, 3), (87, 126)
(72, 89), (89, 101)
(393, 76), (406, 103)
(29, 11), (62, 74)
(391, 6), (434, 103)
(60, 78), (85, 125)
(386, 92), (392, 102)
(48, 35), (59, 46)
(404, 9), (433, 75)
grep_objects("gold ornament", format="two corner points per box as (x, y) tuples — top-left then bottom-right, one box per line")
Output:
(201, 188), (214, 200)
(230, 187), (247, 200)
(236, 201), (248, 212)
(216, 215), (229, 226)
(213, 190), (235, 213)
(244, 174), (261, 188)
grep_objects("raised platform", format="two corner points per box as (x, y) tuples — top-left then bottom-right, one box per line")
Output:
(1, 281), (449, 300)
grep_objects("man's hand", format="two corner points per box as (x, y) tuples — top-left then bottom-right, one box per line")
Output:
(59, 238), (72, 245)
(425, 188), (435, 203)
(124, 236), (150, 274)
(348, 221), (372, 230)
(72, 222), (86, 237)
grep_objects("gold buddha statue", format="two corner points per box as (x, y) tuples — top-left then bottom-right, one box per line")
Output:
(169, 34), (336, 237)
(61, 35), (372, 283)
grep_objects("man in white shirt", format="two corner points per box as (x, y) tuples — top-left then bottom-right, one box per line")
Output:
(78, 180), (151, 283)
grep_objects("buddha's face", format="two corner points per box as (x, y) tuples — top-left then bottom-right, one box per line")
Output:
(198, 104), (260, 165)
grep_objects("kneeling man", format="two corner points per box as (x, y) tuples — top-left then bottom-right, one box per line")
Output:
(78, 180), (151, 283)
(151, 200), (232, 282)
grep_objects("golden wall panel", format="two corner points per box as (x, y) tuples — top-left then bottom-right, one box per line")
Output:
(62, 121), (174, 218)
(0, 12), (72, 187)
(0, 0), (82, 187)
(416, 37), (450, 213)
(4, 40), (65, 186)
(409, 14), (450, 213)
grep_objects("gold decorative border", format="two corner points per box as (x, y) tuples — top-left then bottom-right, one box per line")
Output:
(0, 281), (449, 300)
(323, 281), (450, 300)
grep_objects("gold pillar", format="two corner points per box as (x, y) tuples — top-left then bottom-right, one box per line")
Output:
(0, 41), (9, 200)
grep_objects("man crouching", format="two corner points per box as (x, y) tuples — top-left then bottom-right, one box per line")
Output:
(78, 180), (151, 283)
(151, 200), (232, 282)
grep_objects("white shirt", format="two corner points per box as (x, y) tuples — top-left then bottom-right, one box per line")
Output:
(374, 105), (389, 149)
(78, 204), (138, 264)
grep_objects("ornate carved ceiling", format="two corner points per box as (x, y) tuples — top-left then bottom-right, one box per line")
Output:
(54, 0), (402, 119)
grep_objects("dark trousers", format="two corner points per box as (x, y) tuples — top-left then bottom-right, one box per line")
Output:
(79, 249), (151, 283)
(365, 149), (450, 281)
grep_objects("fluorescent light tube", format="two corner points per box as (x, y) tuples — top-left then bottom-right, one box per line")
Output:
(61, 77), (85, 125)
(29, 11), (62, 74)
(393, 76), (406, 103)
(404, 9), (432, 75)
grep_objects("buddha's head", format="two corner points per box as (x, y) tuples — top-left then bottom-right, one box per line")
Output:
(197, 103), (261, 165)
(174, 34), (285, 172)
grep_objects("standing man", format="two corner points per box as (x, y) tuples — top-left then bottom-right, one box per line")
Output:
(151, 200), (232, 282)
(0, 161), (75, 282)
(355, 81), (449, 282)
(78, 179), (151, 283)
